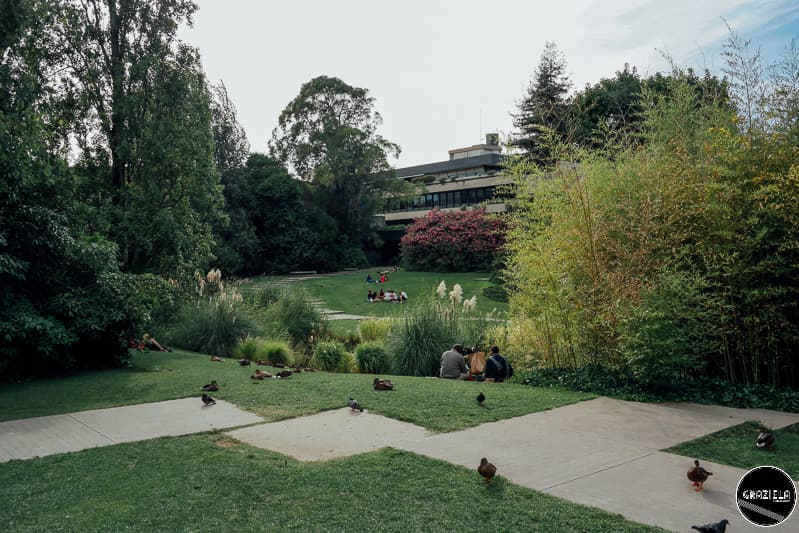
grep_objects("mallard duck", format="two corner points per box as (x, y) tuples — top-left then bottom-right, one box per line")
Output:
(687, 460), (712, 491)
(210, 356), (223, 362)
(238, 359), (251, 367)
(256, 360), (270, 366)
(276, 370), (292, 378)
(373, 378), (394, 391)
(272, 362), (286, 369)
(692, 519), (729, 533)
(348, 398), (364, 412)
(477, 458), (497, 483)
(201, 394), (216, 406)
(251, 369), (271, 380)
(756, 426), (775, 449)
(201, 380), (219, 392)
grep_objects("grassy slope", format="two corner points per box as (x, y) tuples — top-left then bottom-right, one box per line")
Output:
(0, 350), (592, 432)
(244, 271), (509, 318)
(665, 421), (799, 480)
(0, 435), (664, 533)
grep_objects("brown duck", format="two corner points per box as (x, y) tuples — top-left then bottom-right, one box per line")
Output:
(756, 427), (775, 449)
(687, 460), (712, 492)
(201, 380), (219, 392)
(251, 369), (271, 380)
(276, 370), (292, 378)
(210, 356), (223, 362)
(373, 378), (394, 391)
(478, 458), (497, 483)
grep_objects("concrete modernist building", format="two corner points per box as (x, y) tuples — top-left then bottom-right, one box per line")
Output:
(381, 134), (511, 225)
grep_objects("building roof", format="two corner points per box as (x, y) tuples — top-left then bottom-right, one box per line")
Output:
(395, 153), (504, 178)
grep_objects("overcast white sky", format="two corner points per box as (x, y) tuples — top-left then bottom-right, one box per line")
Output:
(180, 0), (799, 168)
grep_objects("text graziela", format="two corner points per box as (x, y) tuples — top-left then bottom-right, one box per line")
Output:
(741, 489), (792, 502)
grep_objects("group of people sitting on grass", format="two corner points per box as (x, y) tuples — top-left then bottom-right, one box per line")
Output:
(365, 266), (399, 285)
(367, 288), (408, 303)
(440, 344), (512, 382)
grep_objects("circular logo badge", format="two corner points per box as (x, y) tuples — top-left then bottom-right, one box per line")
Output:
(736, 466), (796, 527)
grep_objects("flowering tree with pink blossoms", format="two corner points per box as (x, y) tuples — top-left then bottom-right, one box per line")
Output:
(400, 208), (507, 272)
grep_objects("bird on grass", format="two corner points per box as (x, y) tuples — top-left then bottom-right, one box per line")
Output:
(477, 458), (497, 483)
(251, 369), (271, 380)
(238, 359), (251, 367)
(692, 518), (729, 533)
(348, 398), (364, 412)
(276, 370), (292, 378)
(201, 394), (216, 406)
(201, 380), (218, 392)
(757, 426), (775, 449)
(687, 460), (712, 492)
(210, 356), (223, 362)
(373, 378), (394, 391)
(476, 392), (486, 406)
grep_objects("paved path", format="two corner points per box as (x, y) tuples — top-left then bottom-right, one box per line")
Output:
(0, 398), (261, 462)
(224, 397), (799, 533)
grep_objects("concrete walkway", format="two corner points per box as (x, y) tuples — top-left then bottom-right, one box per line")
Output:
(223, 397), (799, 533)
(0, 398), (262, 462)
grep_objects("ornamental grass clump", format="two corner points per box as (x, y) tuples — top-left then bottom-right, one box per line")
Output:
(311, 341), (348, 372)
(355, 341), (391, 374)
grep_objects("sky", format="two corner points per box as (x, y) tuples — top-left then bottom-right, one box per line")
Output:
(180, 0), (799, 168)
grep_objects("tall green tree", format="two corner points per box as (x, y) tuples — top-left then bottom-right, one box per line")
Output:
(56, 0), (223, 278)
(513, 42), (572, 166)
(210, 80), (250, 174)
(269, 75), (406, 250)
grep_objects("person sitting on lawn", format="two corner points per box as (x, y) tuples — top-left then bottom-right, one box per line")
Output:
(143, 333), (171, 352)
(386, 290), (398, 302)
(379, 273), (387, 283)
(366, 274), (374, 283)
(399, 290), (408, 302)
(378, 289), (385, 301)
(484, 346), (512, 382)
(440, 344), (469, 379)
(367, 289), (375, 302)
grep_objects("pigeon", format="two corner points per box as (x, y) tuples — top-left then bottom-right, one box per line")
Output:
(756, 427), (775, 449)
(687, 460), (713, 492)
(238, 359), (251, 367)
(477, 458), (497, 483)
(476, 392), (486, 405)
(691, 519), (729, 533)
(201, 380), (219, 392)
(201, 394), (216, 406)
(348, 398), (364, 412)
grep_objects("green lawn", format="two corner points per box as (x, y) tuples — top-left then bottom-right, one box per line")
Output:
(245, 270), (508, 318)
(665, 421), (799, 480)
(0, 350), (592, 432)
(0, 434), (665, 532)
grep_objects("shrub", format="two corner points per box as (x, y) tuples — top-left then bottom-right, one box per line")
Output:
(355, 341), (391, 374)
(357, 319), (392, 343)
(249, 283), (286, 309)
(170, 290), (257, 357)
(311, 341), (347, 371)
(400, 208), (507, 272)
(233, 335), (261, 361)
(266, 288), (325, 346)
(261, 339), (293, 365)
(338, 351), (358, 374)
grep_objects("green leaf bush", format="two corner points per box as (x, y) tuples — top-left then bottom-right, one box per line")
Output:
(311, 341), (348, 372)
(354, 341), (391, 374)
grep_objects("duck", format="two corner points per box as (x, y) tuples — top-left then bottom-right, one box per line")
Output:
(373, 378), (394, 391)
(687, 459), (712, 492)
(201, 380), (219, 392)
(251, 369), (271, 380)
(238, 358), (251, 366)
(276, 370), (292, 378)
(477, 458), (497, 483)
(756, 426), (775, 449)
(476, 392), (486, 405)
(201, 394), (216, 406)
(210, 356), (223, 362)
(256, 360), (270, 366)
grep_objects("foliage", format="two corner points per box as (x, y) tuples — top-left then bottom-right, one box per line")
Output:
(234, 336), (293, 365)
(388, 287), (487, 377)
(521, 366), (799, 413)
(512, 41), (572, 166)
(357, 318), (393, 342)
(400, 208), (507, 272)
(265, 287), (325, 347)
(209, 80), (250, 174)
(169, 286), (256, 358)
(505, 38), (799, 386)
(269, 75), (414, 249)
(337, 351), (358, 374)
(311, 341), (347, 372)
(354, 341), (391, 374)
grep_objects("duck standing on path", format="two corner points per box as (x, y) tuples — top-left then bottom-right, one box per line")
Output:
(477, 458), (497, 483)
(756, 426), (775, 449)
(687, 460), (712, 492)
(201, 394), (216, 406)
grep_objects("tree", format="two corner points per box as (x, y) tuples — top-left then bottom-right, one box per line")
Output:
(210, 80), (250, 174)
(56, 0), (223, 279)
(269, 75), (407, 249)
(513, 42), (572, 165)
